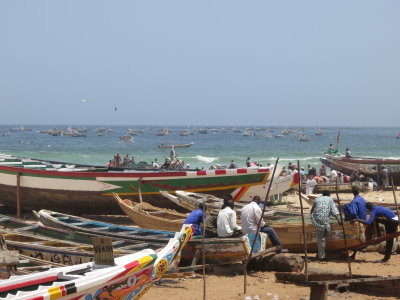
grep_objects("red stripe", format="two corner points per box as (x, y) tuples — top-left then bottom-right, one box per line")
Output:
(60, 285), (66, 296)
(232, 187), (246, 201)
(0, 165), (271, 178)
(215, 170), (226, 175)
(0, 165), (188, 178)
(236, 169), (247, 174)
(0, 275), (58, 292)
(27, 297), (44, 300)
(196, 171), (207, 176)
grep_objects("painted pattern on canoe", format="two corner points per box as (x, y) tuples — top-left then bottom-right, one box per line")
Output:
(0, 161), (270, 214)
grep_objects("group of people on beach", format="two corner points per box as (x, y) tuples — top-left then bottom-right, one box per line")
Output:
(182, 195), (289, 253)
(311, 185), (399, 263)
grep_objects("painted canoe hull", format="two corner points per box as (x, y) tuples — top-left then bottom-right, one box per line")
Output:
(270, 219), (365, 252)
(0, 225), (192, 300)
(0, 163), (270, 214)
(322, 154), (400, 185)
(180, 233), (269, 265)
(114, 194), (187, 232)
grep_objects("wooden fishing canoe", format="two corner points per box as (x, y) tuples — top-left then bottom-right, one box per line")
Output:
(34, 209), (174, 244)
(113, 193), (187, 232)
(0, 225), (192, 300)
(31, 207), (273, 266)
(0, 154), (271, 214)
(0, 213), (168, 251)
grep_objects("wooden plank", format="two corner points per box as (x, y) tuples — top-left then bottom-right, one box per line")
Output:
(92, 236), (115, 266)
(310, 283), (328, 300)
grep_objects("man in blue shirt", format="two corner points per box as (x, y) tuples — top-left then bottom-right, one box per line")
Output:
(350, 186), (367, 221)
(356, 202), (399, 262)
(184, 203), (207, 236)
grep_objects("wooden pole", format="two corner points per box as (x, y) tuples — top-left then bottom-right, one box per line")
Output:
(244, 157), (279, 294)
(16, 172), (21, 218)
(202, 199), (207, 300)
(138, 178), (143, 203)
(297, 160), (308, 283)
(335, 179), (352, 278)
(390, 176), (400, 219)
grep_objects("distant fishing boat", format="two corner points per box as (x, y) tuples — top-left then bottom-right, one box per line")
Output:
(157, 142), (194, 149)
(321, 153), (400, 185)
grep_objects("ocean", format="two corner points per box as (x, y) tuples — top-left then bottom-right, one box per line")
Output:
(1, 125), (399, 170)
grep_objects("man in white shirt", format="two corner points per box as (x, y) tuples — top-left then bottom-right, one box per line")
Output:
(241, 196), (287, 251)
(305, 175), (317, 194)
(217, 200), (242, 237)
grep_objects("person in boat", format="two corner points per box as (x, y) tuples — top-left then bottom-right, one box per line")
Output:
(241, 195), (288, 252)
(354, 202), (399, 263)
(184, 203), (207, 236)
(246, 157), (251, 167)
(305, 175), (317, 195)
(345, 148), (352, 158)
(311, 190), (342, 262)
(217, 199), (242, 238)
(114, 153), (121, 166)
(327, 144), (334, 154)
(123, 154), (130, 166)
(107, 160), (115, 167)
(229, 160), (238, 169)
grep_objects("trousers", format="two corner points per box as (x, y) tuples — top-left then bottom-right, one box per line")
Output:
(316, 229), (327, 259)
(260, 226), (281, 246)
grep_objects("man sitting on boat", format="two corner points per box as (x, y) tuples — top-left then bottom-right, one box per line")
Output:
(217, 199), (242, 238)
(184, 203), (207, 236)
(241, 196), (288, 252)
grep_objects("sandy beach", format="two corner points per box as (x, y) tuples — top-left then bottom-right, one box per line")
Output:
(144, 189), (400, 300)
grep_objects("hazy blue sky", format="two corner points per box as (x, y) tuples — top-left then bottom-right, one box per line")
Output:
(1, 1), (399, 126)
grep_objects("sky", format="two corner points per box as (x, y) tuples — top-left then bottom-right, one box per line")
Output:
(1, 1), (399, 127)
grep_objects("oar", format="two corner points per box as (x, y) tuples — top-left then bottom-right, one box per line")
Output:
(335, 179), (352, 278)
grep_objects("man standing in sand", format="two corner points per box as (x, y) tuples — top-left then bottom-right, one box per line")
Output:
(381, 166), (389, 190)
(355, 202), (399, 263)
(305, 175), (317, 195)
(311, 190), (342, 262)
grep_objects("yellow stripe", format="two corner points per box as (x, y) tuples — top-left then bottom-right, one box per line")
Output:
(127, 255), (155, 274)
(48, 286), (62, 299)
